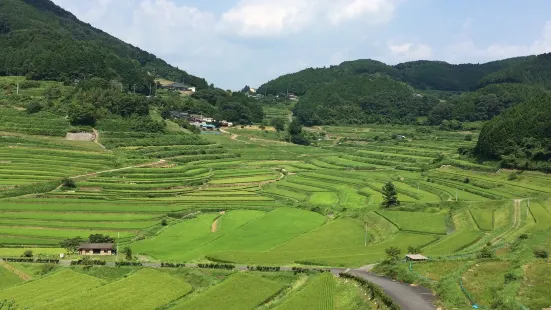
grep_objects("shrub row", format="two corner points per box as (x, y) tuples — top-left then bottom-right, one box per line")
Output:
(197, 263), (234, 270)
(291, 267), (330, 274)
(115, 261), (142, 267)
(3, 258), (59, 264)
(161, 262), (185, 268)
(247, 266), (281, 272)
(339, 273), (400, 310)
(70, 259), (106, 266)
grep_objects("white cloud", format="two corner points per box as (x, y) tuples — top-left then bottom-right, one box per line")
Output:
(218, 0), (397, 37)
(328, 0), (397, 25)
(444, 20), (551, 63)
(219, 0), (313, 37)
(530, 21), (551, 54)
(388, 42), (433, 61)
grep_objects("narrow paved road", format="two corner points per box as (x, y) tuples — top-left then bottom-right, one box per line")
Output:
(347, 270), (436, 310)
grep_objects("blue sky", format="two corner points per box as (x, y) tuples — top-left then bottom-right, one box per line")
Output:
(52, 0), (551, 90)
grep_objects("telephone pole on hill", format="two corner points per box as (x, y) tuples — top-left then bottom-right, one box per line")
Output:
(116, 232), (119, 261)
(364, 223), (368, 246)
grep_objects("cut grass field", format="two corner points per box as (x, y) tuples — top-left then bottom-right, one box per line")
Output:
(173, 273), (283, 310)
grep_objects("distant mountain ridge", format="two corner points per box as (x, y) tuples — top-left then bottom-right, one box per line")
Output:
(0, 0), (208, 93)
(257, 57), (532, 95)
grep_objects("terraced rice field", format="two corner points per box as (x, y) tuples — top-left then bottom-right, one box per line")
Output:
(37, 269), (192, 310)
(275, 273), (336, 310)
(173, 273), (283, 310)
(0, 115), (551, 309)
(0, 269), (105, 308)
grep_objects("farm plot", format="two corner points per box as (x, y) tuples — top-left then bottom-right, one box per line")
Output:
(132, 211), (265, 261)
(276, 273), (335, 310)
(528, 201), (551, 230)
(461, 261), (511, 308)
(207, 232), (438, 267)
(134, 208), (324, 261)
(424, 230), (484, 255)
(309, 192), (339, 207)
(469, 209), (494, 231)
(0, 269), (104, 308)
(518, 262), (551, 310)
(173, 273), (283, 310)
(38, 269), (192, 310)
(377, 211), (448, 234)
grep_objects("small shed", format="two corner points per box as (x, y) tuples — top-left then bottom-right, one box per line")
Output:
(78, 243), (116, 256)
(405, 254), (428, 262)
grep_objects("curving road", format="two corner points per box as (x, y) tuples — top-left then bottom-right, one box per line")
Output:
(345, 269), (436, 310)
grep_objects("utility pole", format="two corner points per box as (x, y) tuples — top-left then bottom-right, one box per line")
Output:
(417, 183), (419, 195)
(16, 77), (19, 95)
(364, 223), (368, 246)
(149, 83), (152, 96)
(455, 190), (458, 202)
(116, 232), (119, 261)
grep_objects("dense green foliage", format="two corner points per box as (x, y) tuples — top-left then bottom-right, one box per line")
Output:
(476, 93), (551, 171)
(427, 83), (549, 124)
(478, 53), (551, 90)
(0, 0), (207, 93)
(293, 75), (438, 125)
(258, 57), (529, 96)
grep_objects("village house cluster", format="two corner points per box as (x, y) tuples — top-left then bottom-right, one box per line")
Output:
(168, 111), (233, 130)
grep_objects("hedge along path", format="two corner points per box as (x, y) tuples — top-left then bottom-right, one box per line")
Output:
(0, 260), (32, 281)
(490, 199), (522, 245)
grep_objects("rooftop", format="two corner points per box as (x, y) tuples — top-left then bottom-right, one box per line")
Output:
(78, 243), (114, 250)
(405, 254), (428, 260)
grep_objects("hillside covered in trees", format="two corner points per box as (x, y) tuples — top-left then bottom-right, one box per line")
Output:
(293, 76), (438, 125)
(0, 0), (208, 94)
(257, 57), (531, 96)
(475, 93), (551, 172)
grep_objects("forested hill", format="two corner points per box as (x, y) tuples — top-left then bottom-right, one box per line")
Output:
(257, 57), (531, 95)
(0, 0), (208, 93)
(476, 93), (551, 172)
(478, 53), (551, 90)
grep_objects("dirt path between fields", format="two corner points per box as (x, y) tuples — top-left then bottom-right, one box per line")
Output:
(0, 260), (32, 281)
(92, 128), (108, 151)
(490, 199), (522, 245)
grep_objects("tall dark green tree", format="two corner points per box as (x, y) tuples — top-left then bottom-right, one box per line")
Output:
(381, 182), (400, 208)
